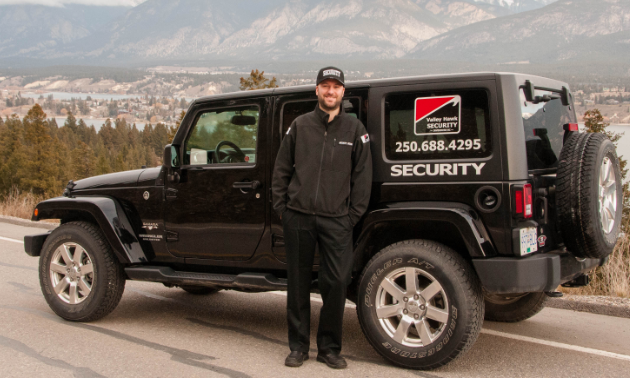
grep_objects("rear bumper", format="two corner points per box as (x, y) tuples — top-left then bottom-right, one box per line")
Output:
(472, 251), (604, 294)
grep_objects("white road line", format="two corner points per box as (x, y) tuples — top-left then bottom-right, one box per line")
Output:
(268, 291), (630, 362)
(0, 236), (23, 244)
(480, 329), (630, 362)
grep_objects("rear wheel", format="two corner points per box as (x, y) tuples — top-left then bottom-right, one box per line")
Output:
(39, 221), (125, 322)
(357, 240), (483, 370)
(483, 292), (547, 322)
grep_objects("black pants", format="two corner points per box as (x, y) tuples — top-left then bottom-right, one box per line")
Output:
(283, 209), (353, 355)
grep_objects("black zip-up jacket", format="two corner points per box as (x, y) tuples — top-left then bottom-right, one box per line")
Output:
(272, 105), (372, 225)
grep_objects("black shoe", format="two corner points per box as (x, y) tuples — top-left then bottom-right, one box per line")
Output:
(316, 352), (347, 369)
(285, 351), (309, 367)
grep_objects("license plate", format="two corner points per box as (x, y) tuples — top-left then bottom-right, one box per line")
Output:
(520, 227), (538, 255)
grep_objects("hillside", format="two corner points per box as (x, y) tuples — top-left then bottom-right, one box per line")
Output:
(0, 0), (558, 64)
(410, 0), (630, 63)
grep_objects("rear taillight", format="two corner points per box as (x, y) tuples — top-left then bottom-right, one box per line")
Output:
(563, 123), (579, 132)
(513, 184), (533, 219)
(523, 184), (533, 218)
(515, 190), (523, 214)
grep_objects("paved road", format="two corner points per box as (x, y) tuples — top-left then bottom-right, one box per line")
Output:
(1, 221), (629, 378)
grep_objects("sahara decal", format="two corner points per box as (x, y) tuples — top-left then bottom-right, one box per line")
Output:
(391, 162), (486, 177)
(414, 95), (461, 136)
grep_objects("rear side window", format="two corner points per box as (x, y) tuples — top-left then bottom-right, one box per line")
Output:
(384, 89), (491, 161)
(521, 89), (576, 170)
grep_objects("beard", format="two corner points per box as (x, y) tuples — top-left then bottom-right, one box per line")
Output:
(318, 94), (342, 112)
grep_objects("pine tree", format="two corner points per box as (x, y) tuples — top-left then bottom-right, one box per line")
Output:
(167, 110), (185, 143)
(71, 141), (97, 180)
(239, 69), (278, 91)
(0, 114), (25, 195)
(18, 105), (60, 197)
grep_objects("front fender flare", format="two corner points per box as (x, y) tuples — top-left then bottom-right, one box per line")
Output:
(33, 196), (147, 264)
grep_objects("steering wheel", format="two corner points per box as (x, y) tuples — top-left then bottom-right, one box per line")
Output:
(212, 140), (246, 164)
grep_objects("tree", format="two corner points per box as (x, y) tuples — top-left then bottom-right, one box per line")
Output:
(584, 109), (629, 228)
(71, 141), (97, 180)
(167, 110), (185, 143)
(0, 114), (25, 195)
(239, 69), (278, 91)
(18, 104), (60, 197)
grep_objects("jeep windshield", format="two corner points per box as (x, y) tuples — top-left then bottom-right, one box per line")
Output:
(521, 88), (576, 171)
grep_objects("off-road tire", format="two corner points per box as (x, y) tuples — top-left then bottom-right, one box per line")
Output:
(180, 286), (220, 295)
(39, 221), (126, 322)
(556, 132), (622, 258)
(483, 292), (547, 322)
(357, 240), (484, 370)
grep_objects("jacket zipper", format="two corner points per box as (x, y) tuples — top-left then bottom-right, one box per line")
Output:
(331, 138), (336, 165)
(313, 130), (327, 213)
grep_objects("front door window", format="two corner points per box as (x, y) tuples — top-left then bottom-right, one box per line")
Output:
(185, 106), (259, 165)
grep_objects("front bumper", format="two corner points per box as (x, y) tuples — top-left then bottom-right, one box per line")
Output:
(472, 251), (604, 294)
(24, 233), (49, 257)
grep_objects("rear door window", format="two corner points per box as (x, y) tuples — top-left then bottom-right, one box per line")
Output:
(384, 89), (491, 161)
(520, 89), (576, 170)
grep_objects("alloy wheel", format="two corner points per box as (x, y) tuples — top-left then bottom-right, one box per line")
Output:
(49, 242), (95, 304)
(375, 267), (449, 347)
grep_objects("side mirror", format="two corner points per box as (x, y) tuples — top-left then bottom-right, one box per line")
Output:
(163, 144), (180, 168)
(523, 80), (536, 102)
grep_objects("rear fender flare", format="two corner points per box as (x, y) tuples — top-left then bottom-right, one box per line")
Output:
(353, 202), (496, 270)
(33, 196), (147, 264)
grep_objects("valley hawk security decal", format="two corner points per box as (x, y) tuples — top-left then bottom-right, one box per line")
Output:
(414, 95), (461, 135)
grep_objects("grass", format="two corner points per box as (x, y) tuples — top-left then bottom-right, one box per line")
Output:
(0, 187), (44, 220)
(561, 234), (630, 298)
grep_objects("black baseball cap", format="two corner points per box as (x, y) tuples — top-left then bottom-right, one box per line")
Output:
(316, 66), (345, 86)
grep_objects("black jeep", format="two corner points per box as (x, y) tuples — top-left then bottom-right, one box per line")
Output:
(25, 72), (622, 370)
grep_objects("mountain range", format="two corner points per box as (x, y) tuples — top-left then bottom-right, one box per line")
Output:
(0, 0), (628, 68)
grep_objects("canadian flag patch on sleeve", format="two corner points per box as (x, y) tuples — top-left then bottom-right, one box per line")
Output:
(361, 133), (370, 144)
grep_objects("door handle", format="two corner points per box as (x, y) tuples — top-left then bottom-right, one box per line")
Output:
(166, 188), (178, 200)
(233, 180), (261, 190)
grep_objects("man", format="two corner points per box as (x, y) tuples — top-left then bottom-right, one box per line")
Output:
(272, 67), (372, 369)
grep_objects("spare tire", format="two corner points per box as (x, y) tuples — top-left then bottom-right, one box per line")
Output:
(556, 132), (622, 258)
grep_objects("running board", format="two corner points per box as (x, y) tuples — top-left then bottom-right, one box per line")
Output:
(125, 266), (288, 291)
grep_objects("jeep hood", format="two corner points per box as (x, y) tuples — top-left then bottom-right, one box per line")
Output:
(72, 167), (162, 190)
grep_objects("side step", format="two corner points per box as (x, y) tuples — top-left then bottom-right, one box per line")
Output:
(125, 266), (288, 292)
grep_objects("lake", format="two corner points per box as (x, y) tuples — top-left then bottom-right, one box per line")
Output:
(49, 117), (161, 130)
(20, 91), (195, 101)
(21, 91), (144, 101)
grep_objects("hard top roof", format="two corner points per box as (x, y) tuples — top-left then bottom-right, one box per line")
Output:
(191, 72), (569, 106)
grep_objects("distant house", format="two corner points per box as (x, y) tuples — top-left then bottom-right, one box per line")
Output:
(606, 99), (620, 105)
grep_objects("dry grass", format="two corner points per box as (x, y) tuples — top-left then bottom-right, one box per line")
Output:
(0, 187), (44, 220)
(561, 233), (630, 298)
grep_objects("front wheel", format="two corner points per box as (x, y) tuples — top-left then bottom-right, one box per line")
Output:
(39, 221), (126, 322)
(357, 240), (483, 370)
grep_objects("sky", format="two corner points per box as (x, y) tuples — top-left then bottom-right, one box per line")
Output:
(0, 0), (146, 6)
